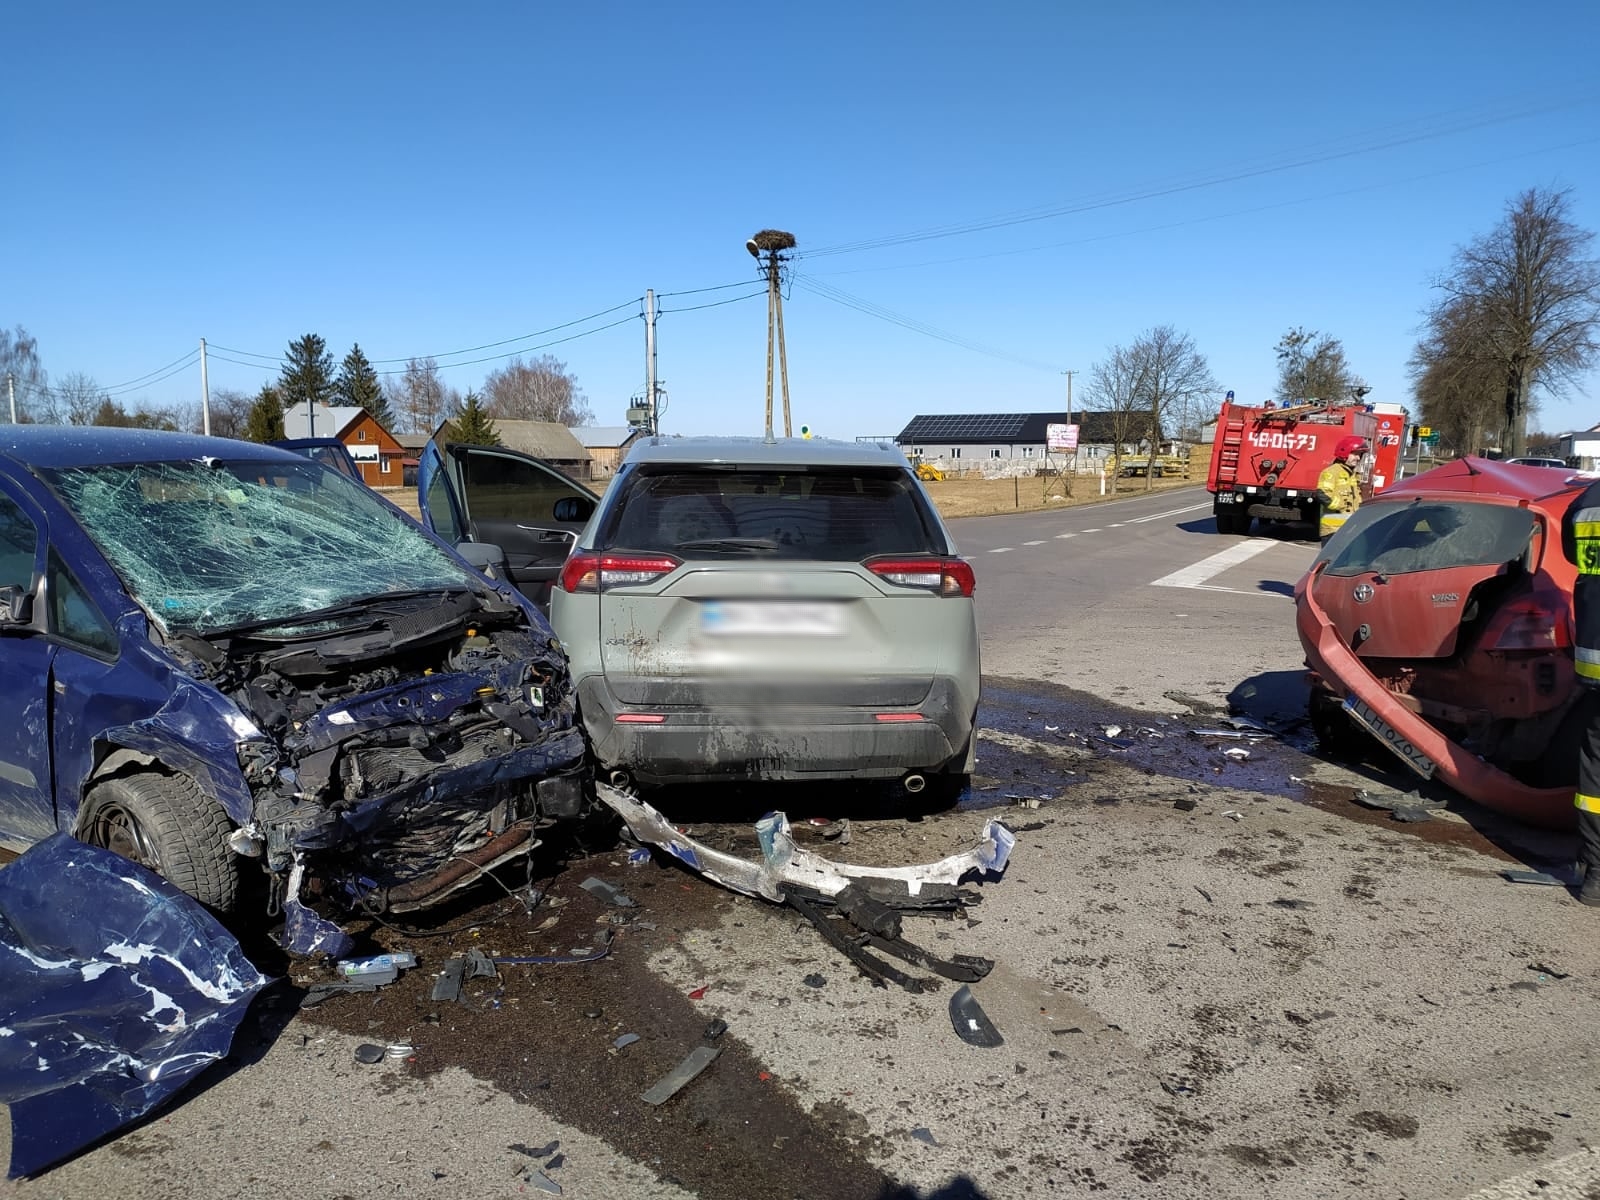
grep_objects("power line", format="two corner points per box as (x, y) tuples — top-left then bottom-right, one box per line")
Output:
(655, 279), (762, 299)
(367, 299), (643, 363)
(371, 313), (640, 375)
(104, 355), (201, 396)
(794, 275), (1062, 374)
(799, 88), (1600, 261)
(658, 290), (768, 315)
(102, 349), (200, 392)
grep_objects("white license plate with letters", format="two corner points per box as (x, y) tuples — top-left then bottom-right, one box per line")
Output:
(701, 601), (844, 637)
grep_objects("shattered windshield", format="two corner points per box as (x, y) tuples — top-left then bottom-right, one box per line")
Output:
(45, 458), (477, 633)
(1315, 500), (1537, 578)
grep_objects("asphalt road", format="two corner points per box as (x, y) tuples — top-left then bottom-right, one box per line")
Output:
(8, 488), (1600, 1200)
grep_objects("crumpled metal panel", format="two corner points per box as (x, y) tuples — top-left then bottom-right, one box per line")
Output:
(0, 834), (269, 1178)
(594, 783), (1014, 903)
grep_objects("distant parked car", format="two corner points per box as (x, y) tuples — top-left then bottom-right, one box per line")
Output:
(1295, 456), (1580, 828)
(271, 436), (363, 481)
(0, 427), (588, 936)
(545, 436), (981, 798)
(1504, 456), (1570, 470)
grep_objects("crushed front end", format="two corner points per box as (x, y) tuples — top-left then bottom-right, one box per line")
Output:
(169, 589), (589, 942)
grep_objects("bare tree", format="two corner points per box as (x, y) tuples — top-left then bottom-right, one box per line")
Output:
(1086, 326), (1218, 489)
(390, 358), (449, 435)
(53, 372), (109, 425)
(1409, 296), (1502, 456)
(481, 355), (592, 425)
(1420, 187), (1600, 457)
(0, 326), (47, 421)
(1274, 328), (1364, 404)
(205, 388), (256, 440)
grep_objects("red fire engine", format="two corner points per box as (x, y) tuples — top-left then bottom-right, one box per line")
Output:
(1207, 394), (1406, 537)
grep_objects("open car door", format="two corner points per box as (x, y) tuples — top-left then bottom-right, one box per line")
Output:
(417, 441), (597, 609)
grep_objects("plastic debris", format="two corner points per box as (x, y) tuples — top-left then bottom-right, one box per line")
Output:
(687, 985), (708, 1000)
(803, 973), (826, 989)
(1044, 725), (1060, 733)
(640, 1045), (721, 1106)
(579, 877), (636, 907)
(595, 784), (1013, 905)
(354, 1044), (386, 1064)
(1391, 806), (1435, 823)
(431, 956), (467, 1003)
(1503, 869), (1569, 886)
(337, 951), (418, 987)
(1221, 810), (1243, 821)
(613, 1033), (641, 1050)
(911, 1127), (940, 1146)
(1103, 725), (1123, 738)
(1173, 799), (1198, 812)
(703, 1019), (728, 1040)
(546, 1153), (566, 1170)
(948, 984), (1004, 1047)
(526, 1167), (562, 1194)
(510, 1141), (560, 1159)
(628, 848), (652, 867)
(1222, 747), (1251, 761)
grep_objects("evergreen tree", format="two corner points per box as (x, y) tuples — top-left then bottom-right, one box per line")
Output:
(447, 390), (501, 446)
(243, 384), (285, 443)
(336, 343), (395, 429)
(278, 333), (337, 419)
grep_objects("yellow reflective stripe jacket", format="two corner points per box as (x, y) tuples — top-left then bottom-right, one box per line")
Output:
(1564, 483), (1600, 691)
(1316, 462), (1361, 513)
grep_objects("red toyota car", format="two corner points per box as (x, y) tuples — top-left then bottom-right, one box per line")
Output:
(1295, 457), (1587, 829)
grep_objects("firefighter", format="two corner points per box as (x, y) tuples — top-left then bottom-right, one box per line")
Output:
(1316, 436), (1367, 541)
(1561, 479), (1600, 904)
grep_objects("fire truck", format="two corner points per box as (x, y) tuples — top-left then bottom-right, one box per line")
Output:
(1207, 395), (1407, 537)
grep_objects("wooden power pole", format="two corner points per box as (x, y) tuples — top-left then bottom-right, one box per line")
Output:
(747, 229), (796, 440)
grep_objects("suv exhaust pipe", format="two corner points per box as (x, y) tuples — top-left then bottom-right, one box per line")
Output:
(609, 769), (632, 789)
(903, 773), (926, 794)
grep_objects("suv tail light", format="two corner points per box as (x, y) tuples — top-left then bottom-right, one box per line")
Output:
(1482, 592), (1572, 651)
(865, 557), (976, 597)
(559, 552), (681, 594)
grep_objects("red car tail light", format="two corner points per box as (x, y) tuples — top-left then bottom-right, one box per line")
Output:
(1483, 593), (1572, 651)
(865, 557), (976, 597)
(559, 553), (681, 594)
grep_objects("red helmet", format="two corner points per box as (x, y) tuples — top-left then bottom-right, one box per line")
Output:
(1335, 436), (1369, 459)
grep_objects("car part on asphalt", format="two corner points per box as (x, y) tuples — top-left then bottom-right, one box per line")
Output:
(0, 834), (268, 1179)
(949, 984), (1005, 1047)
(594, 783), (1014, 904)
(640, 1044), (722, 1106)
(579, 876), (636, 907)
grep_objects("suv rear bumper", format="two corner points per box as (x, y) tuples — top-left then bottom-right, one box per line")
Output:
(576, 676), (975, 785)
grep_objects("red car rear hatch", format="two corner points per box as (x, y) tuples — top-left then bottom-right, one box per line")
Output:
(1298, 560), (1573, 830)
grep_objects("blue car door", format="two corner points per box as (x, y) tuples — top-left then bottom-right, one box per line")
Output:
(0, 476), (58, 848)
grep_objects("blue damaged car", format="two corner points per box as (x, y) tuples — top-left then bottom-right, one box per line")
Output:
(0, 427), (588, 944)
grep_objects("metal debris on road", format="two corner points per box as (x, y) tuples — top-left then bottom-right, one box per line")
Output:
(1195, 886), (1214, 903)
(1222, 747), (1251, 761)
(336, 951), (418, 987)
(1173, 799), (1198, 812)
(1391, 806), (1436, 823)
(595, 783), (1014, 905)
(354, 1043), (387, 1064)
(640, 1045), (722, 1106)
(431, 956), (468, 1004)
(613, 1033), (641, 1050)
(1503, 869), (1573, 886)
(949, 984), (1004, 1047)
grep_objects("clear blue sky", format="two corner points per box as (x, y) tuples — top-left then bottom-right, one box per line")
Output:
(7, 0), (1600, 439)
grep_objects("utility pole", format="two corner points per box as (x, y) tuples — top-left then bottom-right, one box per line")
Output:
(644, 288), (658, 436)
(747, 230), (796, 440)
(6, 374), (14, 424)
(199, 338), (212, 436)
(1062, 369), (1078, 483)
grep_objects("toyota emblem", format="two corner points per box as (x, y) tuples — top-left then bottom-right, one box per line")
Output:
(1353, 583), (1374, 603)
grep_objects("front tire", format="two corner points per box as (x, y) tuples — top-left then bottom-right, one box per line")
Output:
(79, 772), (240, 912)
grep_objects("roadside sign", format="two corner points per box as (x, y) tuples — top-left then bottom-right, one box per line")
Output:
(1418, 426), (1432, 438)
(1047, 423), (1079, 451)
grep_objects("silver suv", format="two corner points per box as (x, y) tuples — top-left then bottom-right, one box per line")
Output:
(549, 437), (980, 796)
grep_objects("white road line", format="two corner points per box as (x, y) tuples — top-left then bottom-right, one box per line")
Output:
(1054, 533), (1076, 539)
(1108, 523), (1125, 528)
(1023, 539), (1045, 546)
(1151, 538), (1277, 590)
(989, 547), (1014, 554)
(1127, 502), (1213, 524)
(1080, 528), (1102, 533)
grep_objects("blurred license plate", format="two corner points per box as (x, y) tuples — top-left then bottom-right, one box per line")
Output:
(702, 602), (843, 636)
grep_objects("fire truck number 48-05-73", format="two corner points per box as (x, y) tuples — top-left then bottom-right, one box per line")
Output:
(1247, 431), (1319, 450)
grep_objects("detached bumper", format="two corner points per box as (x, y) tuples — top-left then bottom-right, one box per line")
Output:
(577, 677), (973, 785)
(1297, 565), (1573, 830)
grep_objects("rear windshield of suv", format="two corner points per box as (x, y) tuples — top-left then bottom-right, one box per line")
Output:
(1315, 499), (1537, 577)
(599, 465), (943, 560)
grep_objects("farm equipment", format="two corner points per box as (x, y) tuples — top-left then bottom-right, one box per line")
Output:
(1207, 397), (1406, 537)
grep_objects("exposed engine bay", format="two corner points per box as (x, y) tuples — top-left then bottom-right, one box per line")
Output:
(167, 587), (590, 924)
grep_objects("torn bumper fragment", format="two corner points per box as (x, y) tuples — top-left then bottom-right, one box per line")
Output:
(594, 783), (1015, 904)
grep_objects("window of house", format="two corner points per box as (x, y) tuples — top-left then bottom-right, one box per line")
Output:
(381, 458), (391, 474)
(1023, 446), (1035, 458)
(989, 448), (1001, 459)
(357, 430), (367, 441)
(950, 448), (962, 459)
(911, 447), (923, 457)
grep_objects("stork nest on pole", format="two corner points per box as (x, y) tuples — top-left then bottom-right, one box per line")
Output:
(750, 229), (797, 252)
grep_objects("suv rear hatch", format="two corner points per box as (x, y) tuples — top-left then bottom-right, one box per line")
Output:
(580, 464), (970, 709)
